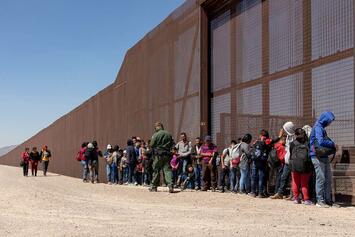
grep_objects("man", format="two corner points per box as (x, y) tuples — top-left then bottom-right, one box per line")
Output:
(104, 144), (114, 184)
(175, 132), (192, 177)
(29, 147), (41, 176)
(92, 141), (102, 183)
(200, 135), (218, 192)
(85, 143), (99, 184)
(309, 111), (336, 208)
(220, 140), (238, 193)
(250, 130), (270, 198)
(40, 145), (52, 176)
(191, 137), (203, 190)
(126, 139), (137, 185)
(149, 122), (174, 193)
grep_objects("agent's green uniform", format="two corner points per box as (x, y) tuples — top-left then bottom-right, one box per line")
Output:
(150, 128), (174, 188)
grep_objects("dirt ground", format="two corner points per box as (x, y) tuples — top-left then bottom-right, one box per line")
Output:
(0, 165), (354, 237)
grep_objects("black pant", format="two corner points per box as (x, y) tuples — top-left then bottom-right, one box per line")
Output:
(23, 163), (29, 176)
(220, 166), (230, 191)
(42, 161), (49, 176)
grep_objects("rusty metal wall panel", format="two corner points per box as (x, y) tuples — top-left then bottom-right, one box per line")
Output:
(209, 0), (355, 153)
(0, 1), (202, 182)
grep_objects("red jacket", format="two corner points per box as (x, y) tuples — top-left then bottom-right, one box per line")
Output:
(274, 142), (286, 164)
(22, 152), (30, 164)
(79, 147), (87, 161)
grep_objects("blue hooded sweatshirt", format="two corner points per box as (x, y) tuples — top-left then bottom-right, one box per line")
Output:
(309, 111), (335, 157)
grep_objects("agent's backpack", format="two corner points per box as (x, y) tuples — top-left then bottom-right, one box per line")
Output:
(290, 141), (311, 173)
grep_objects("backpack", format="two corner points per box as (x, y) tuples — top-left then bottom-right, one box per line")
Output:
(290, 141), (311, 173)
(76, 151), (82, 162)
(230, 144), (242, 168)
(250, 141), (268, 162)
(267, 147), (281, 168)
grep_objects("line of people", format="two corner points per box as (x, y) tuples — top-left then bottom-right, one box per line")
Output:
(73, 111), (337, 207)
(21, 146), (52, 176)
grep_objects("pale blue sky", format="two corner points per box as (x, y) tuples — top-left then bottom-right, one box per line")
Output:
(0, 0), (184, 147)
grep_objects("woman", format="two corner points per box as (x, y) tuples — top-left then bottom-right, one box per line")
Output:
(21, 148), (30, 176)
(29, 147), (41, 176)
(41, 146), (52, 176)
(239, 134), (252, 194)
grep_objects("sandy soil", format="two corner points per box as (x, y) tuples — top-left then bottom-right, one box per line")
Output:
(0, 165), (354, 237)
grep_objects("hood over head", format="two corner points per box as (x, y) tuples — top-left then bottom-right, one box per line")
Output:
(302, 125), (312, 138)
(283, 121), (295, 136)
(317, 111), (335, 128)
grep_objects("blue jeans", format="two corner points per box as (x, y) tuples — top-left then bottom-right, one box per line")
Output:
(111, 164), (118, 184)
(251, 162), (266, 195)
(229, 167), (240, 192)
(275, 165), (285, 194)
(181, 173), (195, 189)
(194, 164), (202, 188)
(277, 164), (291, 195)
(122, 167), (129, 183)
(106, 164), (112, 183)
(312, 157), (332, 203)
(239, 167), (250, 193)
(81, 160), (89, 180)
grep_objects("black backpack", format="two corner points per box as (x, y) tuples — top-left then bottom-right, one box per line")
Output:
(251, 141), (268, 162)
(290, 141), (311, 173)
(268, 147), (281, 168)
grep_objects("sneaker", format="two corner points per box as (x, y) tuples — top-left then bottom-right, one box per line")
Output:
(257, 194), (267, 198)
(304, 200), (313, 205)
(149, 187), (158, 192)
(124, 182), (129, 185)
(211, 187), (216, 192)
(293, 199), (301, 204)
(219, 189), (225, 193)
(270, 193), (283, 199)
(169, 186), (174, 193)
(330, 203), (341, 208)
(248, 193), (256, 198)
(316, 202), (330, 208)
(195, 187), (201, 191)
(201, 188), (208, 192)
(284, 196), (292, 201)
(134, 182), (138, 186)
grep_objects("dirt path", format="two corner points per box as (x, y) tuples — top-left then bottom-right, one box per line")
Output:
(0, 165), (354, 237)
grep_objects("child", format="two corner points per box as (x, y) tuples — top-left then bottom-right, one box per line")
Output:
(290, 128), (313, 205)
(170, 147), (180, 187)
(135, 157), (144, 185)
(272, 136), (286, 196)
(181, 165), (195, 191)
